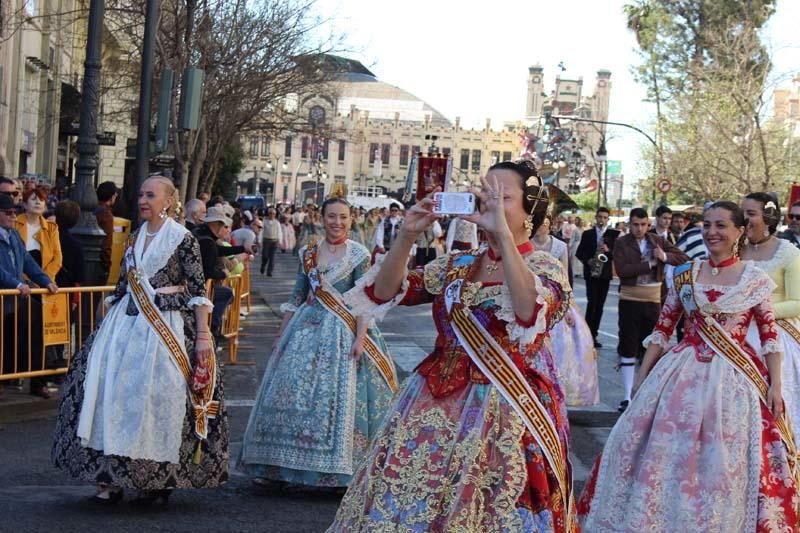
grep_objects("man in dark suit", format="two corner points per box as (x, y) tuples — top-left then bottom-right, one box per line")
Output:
(576, 207), (617, 348)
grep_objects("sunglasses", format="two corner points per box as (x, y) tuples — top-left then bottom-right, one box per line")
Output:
(789, 214), (800, 221)
(0, 209), (16, 216)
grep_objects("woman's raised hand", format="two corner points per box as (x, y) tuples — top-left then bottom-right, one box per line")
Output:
(400, 189), (441, 235)
(461, 174), (511, 238)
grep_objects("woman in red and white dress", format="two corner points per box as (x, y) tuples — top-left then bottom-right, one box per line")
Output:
(578, 201), (798, 532)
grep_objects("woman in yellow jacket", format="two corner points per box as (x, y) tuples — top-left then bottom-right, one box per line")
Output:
(15, 187), (62, 280)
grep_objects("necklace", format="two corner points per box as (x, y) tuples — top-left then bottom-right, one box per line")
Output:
(325, 236), (347, 253)
(486, 241), (535, 274)
(145, 223), (162, 238)
(708, 256), (739, 276)
(750, 234), (772, 250)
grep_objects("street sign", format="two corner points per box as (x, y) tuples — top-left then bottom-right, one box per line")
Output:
(657, 178), (672, 193)
(606, 160), (622, 175)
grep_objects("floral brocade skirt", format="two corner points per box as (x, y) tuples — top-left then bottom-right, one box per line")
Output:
(549, 303), (599, 407)
(327, 373), (575, 532)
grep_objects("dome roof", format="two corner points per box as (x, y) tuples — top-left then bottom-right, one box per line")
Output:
(321, 55), (452, 128)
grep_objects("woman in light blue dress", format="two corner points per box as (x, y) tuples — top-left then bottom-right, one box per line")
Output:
(238, 198), (396, 490)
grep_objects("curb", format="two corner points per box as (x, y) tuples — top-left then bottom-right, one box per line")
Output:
(567, 405), (620, 427)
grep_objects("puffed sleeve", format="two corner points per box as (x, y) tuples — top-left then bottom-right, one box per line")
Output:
(179, 233), (213, 309)
(495, 251), (570, 349)
(754, 298), (783, 356)
(773, 254), (800, 319)
(280, 247), (310, 314)
(642, 287), (683, 348)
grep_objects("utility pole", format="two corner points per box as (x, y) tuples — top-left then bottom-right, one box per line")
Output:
(70, 0), (106, 285)
(133, 0), (161, 205)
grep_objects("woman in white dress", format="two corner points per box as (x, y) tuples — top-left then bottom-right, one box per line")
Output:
(533, 216), (599, 406)
(578, 201), (797, 531)
(52, 176), (228, 505)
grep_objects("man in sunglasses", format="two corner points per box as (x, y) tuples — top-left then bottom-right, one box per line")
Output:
(0, 177), (22, 209)
(779, 201), (800, 249)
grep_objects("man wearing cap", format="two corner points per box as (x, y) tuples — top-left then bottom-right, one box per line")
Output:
(193, 206), (240, 338)
(0, 194), (58, 397)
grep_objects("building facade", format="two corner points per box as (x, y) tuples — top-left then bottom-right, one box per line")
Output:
(240, 60), (612, 205)
(774, 76), (800, 139)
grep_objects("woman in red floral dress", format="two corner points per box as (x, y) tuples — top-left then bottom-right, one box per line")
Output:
(578, 201), (798, 532)
(329, 160), (576, 532)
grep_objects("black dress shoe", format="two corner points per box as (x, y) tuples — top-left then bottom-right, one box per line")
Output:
(593, 340), (603, 349)
(618, 400), (630, 413)
(130, 489), (172, 506)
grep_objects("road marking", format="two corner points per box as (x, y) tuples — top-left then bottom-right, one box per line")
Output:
(598, 330), (619, 340)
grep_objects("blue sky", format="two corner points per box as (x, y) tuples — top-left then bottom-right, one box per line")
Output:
(317, 0), (800, 197)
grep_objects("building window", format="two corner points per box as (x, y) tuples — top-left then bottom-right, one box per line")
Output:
(411, 145), (421, 159)
(460, 149), (470, 171)
(502, 151), (512, 162)
(261, 137), (269, 157)
(369, 143), (379, 164)
(399, 145), (410, 166)
(249, 136), (258, 158)
(284, 137), (292, 158)
(442, 147), (451, 157)
(490, 151), (500, 165)
(320, 138), (329, 160)
(338, 140), (346, 161)
(471, 150), (482, 171)
(301, 137), (309, 159)
(381, 143), (391, 166)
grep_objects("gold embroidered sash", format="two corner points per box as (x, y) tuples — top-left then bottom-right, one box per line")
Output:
(442, 262), (574, 532)
(778, 318), (800, 346)
(674, 263), (798, 480)
(302, 245), (399, 393)
(127, 269), (220, 441)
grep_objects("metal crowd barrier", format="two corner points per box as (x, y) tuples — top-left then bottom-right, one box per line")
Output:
(0, 286), (114, 382)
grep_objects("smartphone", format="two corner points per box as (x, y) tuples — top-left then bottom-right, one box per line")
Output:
(432, 192), (476, 215)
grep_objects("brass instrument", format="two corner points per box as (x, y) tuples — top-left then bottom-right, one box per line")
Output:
(588, 250), (609, 278)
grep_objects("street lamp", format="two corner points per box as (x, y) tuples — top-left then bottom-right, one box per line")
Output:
(595, 138), (607, 209)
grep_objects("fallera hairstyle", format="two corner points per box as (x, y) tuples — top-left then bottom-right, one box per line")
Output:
(55, 200), (81, 229)
(655, 205), (672, 217)
(744, 192), (782, 235)
(96, 181), (118, 202)
(144, 175), (181, 217)
(596, 206), (610, 216)
(321, 197), (351, 216)
(487, 159), (549, 233)
(705, 200), (746, 227)
(629, 207), (649, 221)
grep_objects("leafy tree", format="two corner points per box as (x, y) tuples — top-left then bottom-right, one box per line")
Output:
(212, 143), (245, 199)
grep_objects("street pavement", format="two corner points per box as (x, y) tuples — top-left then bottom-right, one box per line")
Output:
(0, 250), (624, 532)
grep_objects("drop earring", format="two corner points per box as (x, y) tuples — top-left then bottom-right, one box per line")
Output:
(159, 207), (168, 219)
(523, 216), (533, 232)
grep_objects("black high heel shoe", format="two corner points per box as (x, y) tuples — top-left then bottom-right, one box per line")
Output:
(88, 488), (123, 505)
(130, 489), (172, 506)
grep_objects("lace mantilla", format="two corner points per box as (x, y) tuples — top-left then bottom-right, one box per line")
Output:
(749, 238), (800, 275)
(692, 261), (776, 315)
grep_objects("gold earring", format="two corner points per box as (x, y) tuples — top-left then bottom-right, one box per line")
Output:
(159, 206), (169, 219)
(523, 216), (533, 232)
(732, 239), (739, 257)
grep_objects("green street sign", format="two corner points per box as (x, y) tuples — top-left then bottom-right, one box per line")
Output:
(606, 160), (622, 175)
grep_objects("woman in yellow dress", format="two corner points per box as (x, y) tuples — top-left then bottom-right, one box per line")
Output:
(742, 192), (800, 444)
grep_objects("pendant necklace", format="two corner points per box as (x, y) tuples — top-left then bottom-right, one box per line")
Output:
(486, 241), (535, 274)
(751, 234), (772, 251)
(325, 236), (347, 253)
(709, 256), (739, 276)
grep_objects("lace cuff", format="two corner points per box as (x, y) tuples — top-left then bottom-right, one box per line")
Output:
(759, 338), (783, 357)
(343, 253), (409, 321)
(279, 302), (299, 314)
(643, 331), (671, 349)
(187, 296), (213, 309)
(495, 276), (549, 349)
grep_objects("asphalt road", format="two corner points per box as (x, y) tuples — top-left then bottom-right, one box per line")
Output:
(0, 250), (619, 532)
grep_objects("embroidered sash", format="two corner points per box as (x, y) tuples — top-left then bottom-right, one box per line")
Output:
(778, 318), (800, 345)
(673, 262), (798, 479)
(302, 245), (399, 393)
(125, 237), (219, 441)
(442, 258), (575, 532)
